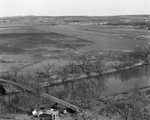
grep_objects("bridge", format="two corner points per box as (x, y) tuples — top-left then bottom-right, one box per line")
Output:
(0, 78), (81, 112)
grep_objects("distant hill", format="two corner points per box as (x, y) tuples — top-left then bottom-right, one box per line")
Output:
(0, 15), (150, 29)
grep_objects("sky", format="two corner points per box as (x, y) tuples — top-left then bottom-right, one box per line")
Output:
(0, 0), (150, 17)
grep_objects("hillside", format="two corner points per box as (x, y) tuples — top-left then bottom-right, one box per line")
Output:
(0, 15), (150, 28)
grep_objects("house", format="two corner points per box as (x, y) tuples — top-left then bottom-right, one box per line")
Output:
(45, 109), (59, 120)
(32, 108), (59, 120)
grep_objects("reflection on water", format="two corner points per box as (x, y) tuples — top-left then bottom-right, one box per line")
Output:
(53, 65), (150, 102)
(50, 76), (106, 105)
(101, 65), (150, 96)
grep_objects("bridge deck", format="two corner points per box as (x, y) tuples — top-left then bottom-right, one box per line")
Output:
(0, 78), (81, 112)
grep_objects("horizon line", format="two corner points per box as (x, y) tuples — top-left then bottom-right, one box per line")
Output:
(0, 14), (150, 18)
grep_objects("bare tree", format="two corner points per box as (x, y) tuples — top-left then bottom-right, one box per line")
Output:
(79, 110), (99, 120)
(110, 52), (134, 71)
(36, 63), (56, 78)
(102, 92), (150, 120)
(73, 53), (93, 77)
(130, 45), (150, 64)
(92, 53), (105, 75)
(10, 66), (20, 77)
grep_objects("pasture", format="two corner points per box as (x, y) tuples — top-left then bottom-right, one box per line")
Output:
(35, 25), (150, 51)
(0, 24), (150, 73)
(0, 26), (91, 72)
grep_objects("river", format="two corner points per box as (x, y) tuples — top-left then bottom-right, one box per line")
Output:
(100, 65), (150, 96)
(50, 65), (150, 103)
(55, 65), (150, 101)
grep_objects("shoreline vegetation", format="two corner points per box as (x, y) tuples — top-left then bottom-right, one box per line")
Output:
(1, 44), (150, 92)
(41, 61), (145, 87)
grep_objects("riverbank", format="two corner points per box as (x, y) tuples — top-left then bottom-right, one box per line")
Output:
(42, 61), (146, 87)
(112, 84), (150, 96)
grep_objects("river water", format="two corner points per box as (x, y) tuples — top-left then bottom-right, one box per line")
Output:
(53, 65), (150, 102)
(100, 65), (150, 96)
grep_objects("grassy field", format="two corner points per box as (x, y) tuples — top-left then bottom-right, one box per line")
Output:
(0, 26), (91, 73)
(35, 24), (150, 51)
(0, 22), (150, 73)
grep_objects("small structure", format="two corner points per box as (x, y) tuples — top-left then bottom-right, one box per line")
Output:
(44, 109), (59, 120)
(39, 109), (59, 120)
(32, 108), (59, 120)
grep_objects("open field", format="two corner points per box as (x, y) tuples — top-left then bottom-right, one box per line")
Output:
(0, 26), (91, 73)
(35, 25), (150, 51)
(0, 15), (150, 73)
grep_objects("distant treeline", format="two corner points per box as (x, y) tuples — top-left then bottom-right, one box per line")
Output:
(0, 15), (150, 27)
(106, 21), (150, 30)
